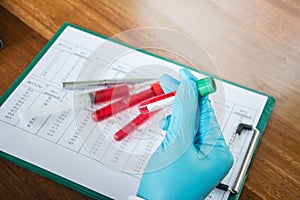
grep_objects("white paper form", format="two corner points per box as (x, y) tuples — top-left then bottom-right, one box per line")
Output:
(0, 26), (268, 200)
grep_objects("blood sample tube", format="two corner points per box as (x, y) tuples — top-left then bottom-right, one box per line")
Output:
(138, 77), (216, 113)
(114, 112), (157, 141)
(92, 84), (129, 104)
(91, 82), (164, 122)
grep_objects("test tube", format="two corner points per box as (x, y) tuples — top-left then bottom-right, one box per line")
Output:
(93, 84), (130, 104)
(138, 77), (216, 113)
(139, 91), (176, 113)
(91, 82), (164, 122)
(114, 111), (158, 141)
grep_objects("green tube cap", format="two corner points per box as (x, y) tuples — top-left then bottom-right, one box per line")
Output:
(196, 77), (216, 97)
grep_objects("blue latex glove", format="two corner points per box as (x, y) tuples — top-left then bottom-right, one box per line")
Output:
(137, 69), (233, 200)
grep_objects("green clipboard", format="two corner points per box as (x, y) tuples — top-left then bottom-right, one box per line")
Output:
(0, 22), (275, 200)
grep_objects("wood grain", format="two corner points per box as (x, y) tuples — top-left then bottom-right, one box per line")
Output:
(0, 0), (299, 199)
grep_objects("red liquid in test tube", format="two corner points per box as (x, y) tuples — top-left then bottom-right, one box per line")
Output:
(93, 84), (129, 104)
(114, 112), (157, 141)
(91, 82), (164, 122)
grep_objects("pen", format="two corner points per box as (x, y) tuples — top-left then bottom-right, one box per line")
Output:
(91, 82), (164, 122)
(62, 78), (157, 89)
(138, 77), (217, 113)
(114, 112), (157, 141)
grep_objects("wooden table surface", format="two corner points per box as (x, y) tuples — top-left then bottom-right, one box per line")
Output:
(0, 0), (299, 199)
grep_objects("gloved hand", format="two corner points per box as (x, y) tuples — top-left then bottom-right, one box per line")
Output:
(137, 69), (234, 200)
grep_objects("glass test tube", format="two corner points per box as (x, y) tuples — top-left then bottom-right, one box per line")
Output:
(113, 111), (158, 141)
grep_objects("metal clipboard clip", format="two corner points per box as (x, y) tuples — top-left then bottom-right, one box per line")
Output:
(217, 123), (261, 195)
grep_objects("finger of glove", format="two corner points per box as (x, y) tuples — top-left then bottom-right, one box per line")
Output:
(194, 96), (228, 155)
(178, 68), (198, 82)
(159, 74), (180, 93)
(195, 97), (234, 175)
(159, 115), (171, 131)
